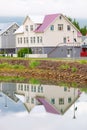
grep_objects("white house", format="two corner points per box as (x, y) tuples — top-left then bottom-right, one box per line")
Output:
(0, 22), (19, 55)
(16, 82), (81, 115)
(15, 14), (82, 58)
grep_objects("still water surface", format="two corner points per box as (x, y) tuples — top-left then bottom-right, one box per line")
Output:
(0, 82), (87, 130)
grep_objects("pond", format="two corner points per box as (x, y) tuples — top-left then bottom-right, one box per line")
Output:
(0, 82), (87, 130)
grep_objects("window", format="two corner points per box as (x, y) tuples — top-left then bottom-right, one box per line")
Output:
(18, 38), (20, 44)
(34, 86), (36, 92)
(38, 86), (40, 92)
(24, 84), (27, 91)
(24, 37), (26, 43)
(30, 37), (33, 43)
(40, 37), (42, 43)
(21, 84), (23, 91)
(33, 37), (35, 43)
(59, 98), (64, 105)
(30, 25), (33, 31)
(26, 96), (29, 103)
(18, 84), (21, 90)
(67, 25), (71, 31)
(68, 97), (72, 103)
(58, 24), (63, 30)
(24, 37), (28, 43)
(20, 37), (22, 43)
(51, 98), (55, 104)
(59, 16), (62, 20)
(31, 85), (34, 92)
(26, 37), (29, 43)
(27, 85), (29, 91)
(13, 29), (16, 33)
(37, 37), (39, 43)
(37, 36), (42, 43)
(41, 86), (43, 92)
(25, 25), (28, 31)
(50, 25), (54, 31)
(64, 87), (67, 91)
(31, 98), (34, 104)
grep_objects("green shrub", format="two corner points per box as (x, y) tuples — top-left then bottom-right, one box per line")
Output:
(17, 48), (32, 57)
(79, 60), (87, 64)
(0, 63), (10, 68)
(29, 60), (40, 69)
(0, 63), (25, 69)
(71, 67), (77, 72)
(12, 64), (25, 69)
(59, 64), (70, 70)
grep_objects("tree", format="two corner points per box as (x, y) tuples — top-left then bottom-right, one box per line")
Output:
(67, 16), (87, 36)
(72, 19), (80, 30)
(80, 26), (87, 36)
(18, 48), (32, 57)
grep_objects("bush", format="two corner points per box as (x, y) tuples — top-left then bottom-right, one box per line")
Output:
(79, 60), (87, 64)
(18, 48), (32, 57)
(29, 60), (40, 69)
(71, 67), (77, 72)
(59, 64), (70, 70)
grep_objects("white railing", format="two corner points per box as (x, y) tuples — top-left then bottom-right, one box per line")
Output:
(25, 54), (47, 58)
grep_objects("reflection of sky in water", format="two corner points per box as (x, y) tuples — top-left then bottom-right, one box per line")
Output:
(0, 93), (26, 116)
(0, 87), (87, 130)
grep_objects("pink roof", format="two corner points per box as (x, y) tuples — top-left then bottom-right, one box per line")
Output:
(36, 97), (60, 114)
(77, 31), (82, 37)
(35, 14), (59, 33)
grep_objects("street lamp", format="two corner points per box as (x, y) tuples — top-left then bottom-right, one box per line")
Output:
(4, 95), (8, 108)
(72, 30), (75, 60)
(73, 88), (77, 119)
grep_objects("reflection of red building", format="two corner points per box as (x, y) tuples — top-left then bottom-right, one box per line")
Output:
(80, 44), (87, 57)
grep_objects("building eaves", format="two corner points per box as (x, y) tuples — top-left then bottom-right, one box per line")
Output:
(0, 22), (19, 35)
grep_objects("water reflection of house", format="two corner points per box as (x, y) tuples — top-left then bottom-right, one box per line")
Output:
(16, 83), (81, 115)
(0, 83), (19, 102)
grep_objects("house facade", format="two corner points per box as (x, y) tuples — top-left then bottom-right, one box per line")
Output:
(0, 22), (19, 54)
(15, 14), (82, 58)
(0, 82), (81, 115)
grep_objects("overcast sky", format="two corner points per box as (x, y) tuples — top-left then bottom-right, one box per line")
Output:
(0, 0), (87, 19)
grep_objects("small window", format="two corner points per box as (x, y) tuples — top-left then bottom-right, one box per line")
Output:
(31, 85), (34, 92)
(50, 25), (54, 31)
(40, 37), (42, 43)
(18, 38), (20, 44)
(34, 86), (36, 92)
(13, 29), (16, 33)
(59, 16), (62, 20)
(25, 25), (28, 31)
(24, 84), (27, 91)
(30, 37), (33, 43)
(67, 25), (71, 31)
(31, 98), (34, 104)
(59, 98), (64, 105)
(21, 84), (23, 91)
(64, 87), (67, 91)
(51, 98), (55, 104)
(26, 37), (29, 43)
(33, 37), (35, 43)
(68, 97), (72, 103)
(27, 85), (29, 91)
(37, 37), (39, 43)
(24, 37), (26, 43)
(20, 37), (22, 43)
(30, 25), (33, 31)
(58, 24), (63, 30)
